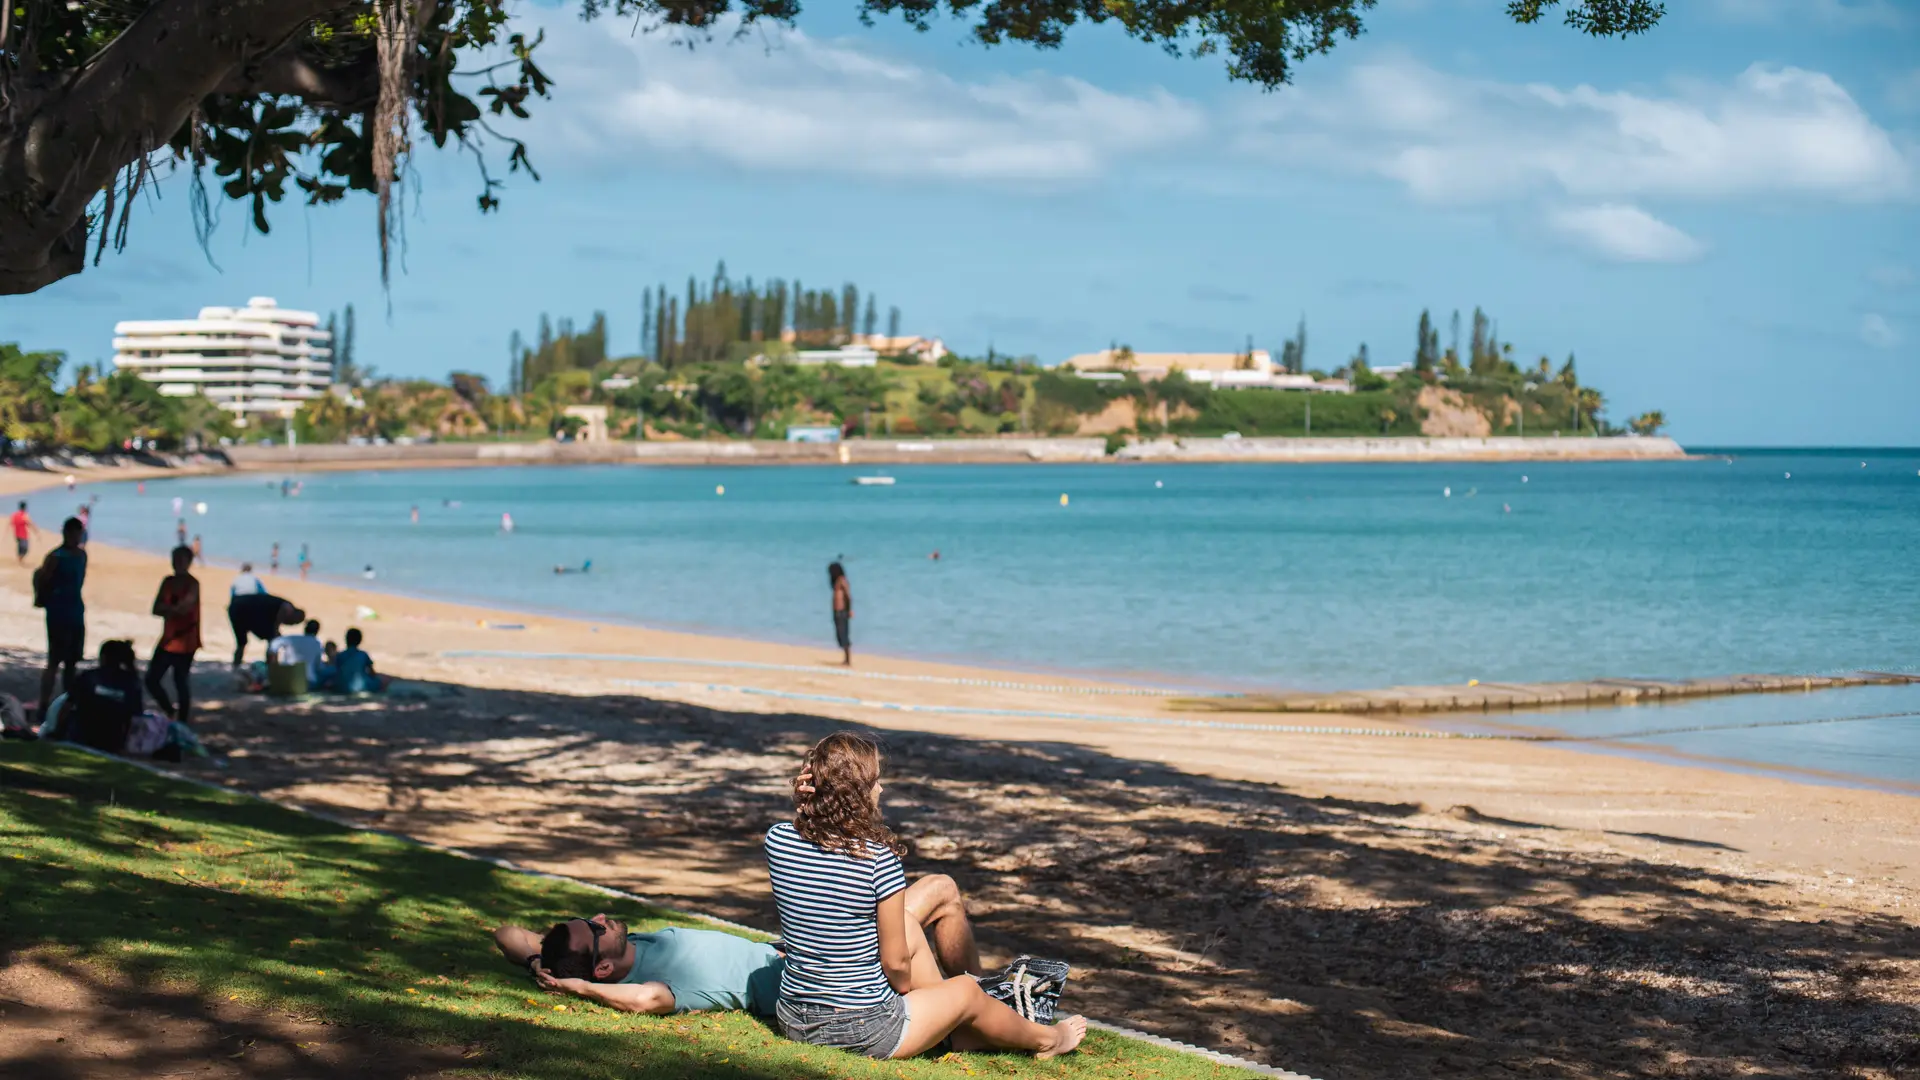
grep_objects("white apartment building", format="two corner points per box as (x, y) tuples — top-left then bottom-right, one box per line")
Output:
(112, 297), (332, 424)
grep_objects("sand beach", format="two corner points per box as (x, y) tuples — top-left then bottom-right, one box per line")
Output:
(2, 461), (1915, 1078)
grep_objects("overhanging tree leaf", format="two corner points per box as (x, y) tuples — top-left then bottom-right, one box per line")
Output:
(0, 0), (1661, 295)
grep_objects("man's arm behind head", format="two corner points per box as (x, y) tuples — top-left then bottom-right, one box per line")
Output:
(493, 924), (676, 1015)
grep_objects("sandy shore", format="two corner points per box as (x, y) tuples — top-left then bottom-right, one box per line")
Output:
(4, 463), (1916, 1078)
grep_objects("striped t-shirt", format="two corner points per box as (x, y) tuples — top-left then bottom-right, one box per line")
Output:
(764, 821), (908, 1008)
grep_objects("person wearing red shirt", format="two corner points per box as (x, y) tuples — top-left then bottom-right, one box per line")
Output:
(10, 501), (30, 564)
(148, 545), (202, 725)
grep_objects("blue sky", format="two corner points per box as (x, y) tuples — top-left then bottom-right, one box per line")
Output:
(2, 0), (1916, 444)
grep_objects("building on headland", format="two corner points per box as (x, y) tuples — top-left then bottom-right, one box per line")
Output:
(1062, 349), (1274, 381)
(855, 334), (948, 364)
(790, 344), (880, 367)
(775, 330), (948, 364)
(112, 297), (332, 425)
(1061, 348), (1352, 392)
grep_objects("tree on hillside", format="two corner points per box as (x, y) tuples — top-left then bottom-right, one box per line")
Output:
(1629, 410), (1666, 436)
(887, 306), (902, 340)
(1414, 309), (1440, 377)
(337, 303), (359, 385)
(0, 1), (1664, 295)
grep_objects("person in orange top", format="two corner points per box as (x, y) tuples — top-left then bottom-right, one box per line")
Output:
(147, 544), (201, 725)
(9, 501), (30, 564)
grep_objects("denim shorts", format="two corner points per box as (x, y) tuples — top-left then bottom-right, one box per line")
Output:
(777, 996), (909, 1060)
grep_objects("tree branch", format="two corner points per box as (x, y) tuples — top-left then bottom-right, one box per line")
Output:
(219, 42), (379, 109)
(0, 0), (351, 293)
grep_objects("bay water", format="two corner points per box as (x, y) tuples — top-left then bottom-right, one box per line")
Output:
(69, 448), (1920, 785)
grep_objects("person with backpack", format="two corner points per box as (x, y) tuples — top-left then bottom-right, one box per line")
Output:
(60, 640), (143, 753)
(33, 517), (87, 719)
(147, 545), (201, 725)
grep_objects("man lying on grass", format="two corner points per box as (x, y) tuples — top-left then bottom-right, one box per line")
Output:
(492, 874), (985, 1016)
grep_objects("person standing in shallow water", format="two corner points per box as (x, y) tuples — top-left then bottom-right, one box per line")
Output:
(829, 562), (852, 667)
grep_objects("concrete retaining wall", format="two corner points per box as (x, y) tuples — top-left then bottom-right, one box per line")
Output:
(224, 434), (1687, 470)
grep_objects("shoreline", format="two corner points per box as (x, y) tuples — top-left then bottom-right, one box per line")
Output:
(4, 460), (1917, 898)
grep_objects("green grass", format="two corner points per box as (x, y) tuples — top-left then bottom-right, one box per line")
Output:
(0, 743), (1250, 1079)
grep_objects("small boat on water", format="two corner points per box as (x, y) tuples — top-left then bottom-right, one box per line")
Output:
(852, 476), (896, 486)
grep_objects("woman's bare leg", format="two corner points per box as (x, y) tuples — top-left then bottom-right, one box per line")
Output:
(894, 976), (1085, 1060)
(903, 915), (946, 990)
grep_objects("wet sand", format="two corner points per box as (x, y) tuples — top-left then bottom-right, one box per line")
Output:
(4, 463), (1916, 1078)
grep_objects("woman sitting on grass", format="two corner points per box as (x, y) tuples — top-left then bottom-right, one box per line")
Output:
(763, 732), (1084, 1061)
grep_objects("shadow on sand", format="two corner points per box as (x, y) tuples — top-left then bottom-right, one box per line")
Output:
(4, 651), (1915, 1080)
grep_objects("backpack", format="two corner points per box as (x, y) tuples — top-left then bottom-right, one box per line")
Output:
(979, 956), (1071, 1025)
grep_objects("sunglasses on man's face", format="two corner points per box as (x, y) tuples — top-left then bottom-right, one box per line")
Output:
(574, 918), (609, 970)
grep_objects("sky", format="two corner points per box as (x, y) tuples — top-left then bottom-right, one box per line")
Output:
(1, 0), (1916, 445)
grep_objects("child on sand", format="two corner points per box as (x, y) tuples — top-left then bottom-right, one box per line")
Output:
(764, 732), (1084, 1061)
(332, 628), (384, 693)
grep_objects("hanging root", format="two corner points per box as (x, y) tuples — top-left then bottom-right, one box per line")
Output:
(373, 0), (417, 287)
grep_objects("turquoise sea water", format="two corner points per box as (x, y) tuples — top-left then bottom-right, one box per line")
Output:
(66, 449), (1920, 784)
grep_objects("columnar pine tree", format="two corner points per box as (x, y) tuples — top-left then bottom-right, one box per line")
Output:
(887, 306), (902, 340)
(1414, 309), (1439, 375)
(641, 288), (654, 357)
(862, 295), (878, 339)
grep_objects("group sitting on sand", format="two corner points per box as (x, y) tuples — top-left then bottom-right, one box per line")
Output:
(494, 732), (1084, 1061)
(8, 532), (390, 755)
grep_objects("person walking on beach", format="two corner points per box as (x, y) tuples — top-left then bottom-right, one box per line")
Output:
(10, 501), (30, 564)
(33, 517), (87, 719)
(191, 535), (203, 563)
(147, 545), (201, 725)
(298, 542), (311, 580)
(764, 732), (1084, 1061)
(270, 542), (280, 574)
(829, 562), (853, 667)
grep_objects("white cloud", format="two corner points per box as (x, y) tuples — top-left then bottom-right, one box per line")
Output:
(1234, 58), (1914, 205)
(1547, 204), (1707, 263)
(1859, 313), (1900, 349)
(528, 14), (1204, 184)
(1712, 0), (1906, 28)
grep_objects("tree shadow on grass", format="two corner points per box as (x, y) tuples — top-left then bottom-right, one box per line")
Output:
(3, 655), (1918, 1080)
(0, 746), (1200, 1080)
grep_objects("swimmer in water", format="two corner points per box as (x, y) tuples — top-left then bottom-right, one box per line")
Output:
(930, 550), (941, 561)
(410, 505), (419, 525)
(553, 559), (593, 575)
(363, 565), (376, 580)
(501, 512), (514, 533)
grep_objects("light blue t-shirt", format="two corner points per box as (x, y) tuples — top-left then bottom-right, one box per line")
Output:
(619, 927), (783, 1015)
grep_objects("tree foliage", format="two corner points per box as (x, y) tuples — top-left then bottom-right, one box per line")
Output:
(0, 344), (237, 450)
(1, 1), (1660, 294)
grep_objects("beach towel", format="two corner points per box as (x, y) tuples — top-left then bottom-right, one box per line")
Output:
(978, 956), (1070, 1025)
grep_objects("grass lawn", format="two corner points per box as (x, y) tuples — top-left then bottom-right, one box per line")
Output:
(0, 742), (1256, 1080)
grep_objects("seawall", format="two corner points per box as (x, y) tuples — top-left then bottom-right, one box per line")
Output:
(224, 434), (1689, 470)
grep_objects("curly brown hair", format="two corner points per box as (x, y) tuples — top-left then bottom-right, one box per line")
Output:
(792, 731), (905, 859)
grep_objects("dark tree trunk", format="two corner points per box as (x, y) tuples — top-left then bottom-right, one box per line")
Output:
(0, 0), (348, 294)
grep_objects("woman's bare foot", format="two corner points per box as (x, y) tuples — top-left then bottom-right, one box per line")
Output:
(1034, 1015), (1086, 1059)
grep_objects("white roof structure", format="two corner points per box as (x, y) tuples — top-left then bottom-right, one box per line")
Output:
(1061, 349), (1274, 377)
(112, 297), (332, 424)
